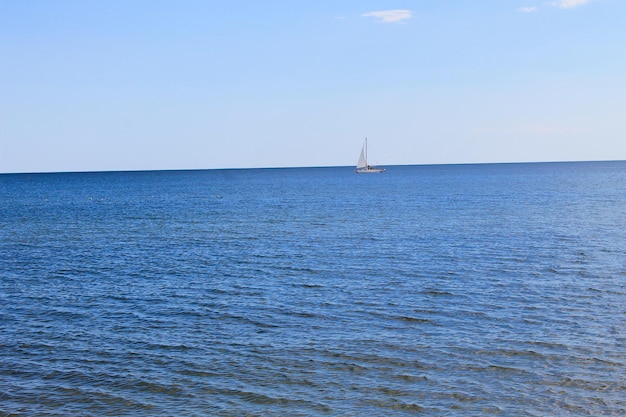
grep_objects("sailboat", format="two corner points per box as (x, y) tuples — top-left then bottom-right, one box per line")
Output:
(355, 138), (385, 173)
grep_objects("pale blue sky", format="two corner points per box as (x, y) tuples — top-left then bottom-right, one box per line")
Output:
(1, 0), (625, 173)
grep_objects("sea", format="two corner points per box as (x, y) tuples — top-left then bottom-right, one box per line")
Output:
(1, 161), (625, 416)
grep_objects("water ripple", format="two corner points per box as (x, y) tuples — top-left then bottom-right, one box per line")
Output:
(2, 164), (625, 416)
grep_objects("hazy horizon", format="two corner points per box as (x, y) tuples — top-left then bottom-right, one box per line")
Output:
(3, 158), (625, 176)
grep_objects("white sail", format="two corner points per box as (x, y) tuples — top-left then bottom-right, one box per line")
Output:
(356, 145), (367, 170)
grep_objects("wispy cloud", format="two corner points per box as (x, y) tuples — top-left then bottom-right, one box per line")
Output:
(556, 0), (591, 8)
(516, 0), (592, 13)
(517, 6), (539, 13)
(362, 9), (413, 24)
(475, 126), (584, 135)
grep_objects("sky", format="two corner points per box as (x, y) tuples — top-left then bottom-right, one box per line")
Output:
(1, 0), (625, 173)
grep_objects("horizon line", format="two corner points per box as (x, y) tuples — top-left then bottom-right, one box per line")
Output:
(1, 159), (624, 176)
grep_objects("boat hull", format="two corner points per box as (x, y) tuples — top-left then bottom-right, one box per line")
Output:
(355, 167), (386, 173)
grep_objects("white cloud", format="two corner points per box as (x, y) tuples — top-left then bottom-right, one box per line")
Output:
(362, 9), (413, 24)
(517, 6), (539, 13)
(556, 0), (590, 8)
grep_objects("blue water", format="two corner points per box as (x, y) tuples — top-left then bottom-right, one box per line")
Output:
(1, 162), (625, 416)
